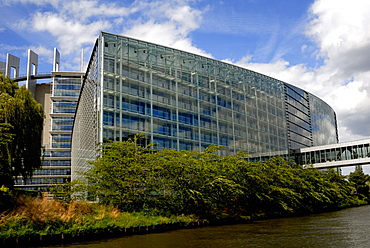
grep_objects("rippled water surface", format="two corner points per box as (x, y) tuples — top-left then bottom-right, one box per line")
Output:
(48, 205), (370, 248)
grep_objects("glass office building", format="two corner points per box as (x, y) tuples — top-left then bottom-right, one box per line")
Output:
(71, 32), (338, 178)
(15, 72), (83, 190)
(4, 49), (84, 191)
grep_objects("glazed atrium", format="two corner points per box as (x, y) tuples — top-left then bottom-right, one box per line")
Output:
(71, 32), (338, 179)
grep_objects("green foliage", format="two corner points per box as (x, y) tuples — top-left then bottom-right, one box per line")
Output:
(0, 197), (195, 239)
(0, 185), (15, 212)
(348, 167), (370, 202)
(79, 140), (362, 219)
(49, 181), (86, 204)
(81, 140), (158, 211)
(1, 139), (368, 240)
(0, 74), (44, 188)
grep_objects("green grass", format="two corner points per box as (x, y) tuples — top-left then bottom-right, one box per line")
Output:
(0, 196), (196, 239)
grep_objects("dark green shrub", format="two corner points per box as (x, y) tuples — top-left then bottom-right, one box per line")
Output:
(0, 185), (15, 212)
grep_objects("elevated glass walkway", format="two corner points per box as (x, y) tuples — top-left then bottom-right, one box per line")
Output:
(294, 139), (370, 169)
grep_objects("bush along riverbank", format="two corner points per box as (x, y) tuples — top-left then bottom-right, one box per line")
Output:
(0, 196), (198, 247)
(73, 141), (370, 219)
(0, 195), (368, 247)
(2, 140), (370, 246)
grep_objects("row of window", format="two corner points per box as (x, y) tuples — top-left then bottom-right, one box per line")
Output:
(105, 76), (285, 111)
(107, 62), (281, 100)
(34, 169), (71, 175)
(104, 111), (262, 132)
(104, 110), (288, 139)
(42, 160), (71, 166)
(53, 102), (78, 114)
(15, 178), (68, 185)
(52, 117), (74, 131)
(286, 86), (309, 106)
(105, 97), (285, 124)
(102, 46), (283, 102)
(286, 95), (309, 115)
(52, 142), (71, 148)
(52, 134), (71, 142)
(44, 151), (71, 157)
(54, 84), (81, 90)
(102, 126), (287, 155)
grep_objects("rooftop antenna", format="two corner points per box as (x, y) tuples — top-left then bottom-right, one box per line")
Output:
(80, 49), (84, 72)
(53, 48), (60, 72)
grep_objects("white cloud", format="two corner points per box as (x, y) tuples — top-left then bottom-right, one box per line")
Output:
(7, 0), (211, 69)
(0, 44), (29, 62)
(124, 0), (211, 57)
(31, 12), (109, 55)
(1, 0), (60, 8)
(29, 46), (53, 57)
(233, 0), (370, 142)
(60, 1), (132, 22)
(236, 56), (316, 93)
(305, 0), (370, 141)
(4, 0), (131, 64)
(0, 44), (27, 51)
(307, 1), (370, 56)
(6, 1), (116, 58)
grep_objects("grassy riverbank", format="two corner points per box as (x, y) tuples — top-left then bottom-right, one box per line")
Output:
(1, 194), (367, 241)
(2, 141), (370, 243)
(0, 196), (195, 240)
(0, 194), (368, 247)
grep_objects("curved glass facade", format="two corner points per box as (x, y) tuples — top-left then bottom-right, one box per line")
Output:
(71, 32), (338, 179)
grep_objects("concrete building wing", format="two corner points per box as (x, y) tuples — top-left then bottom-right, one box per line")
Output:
(26, 49), (38, 96)
(10, 49), (83, 190)
(0, 61), (5, 75)
(5, 53), (20, 78)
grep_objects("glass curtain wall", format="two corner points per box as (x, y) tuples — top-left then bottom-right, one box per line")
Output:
(73, 32), (289, 175)
(284, 84), (313, 150)
(99, 32), (289, 158)
(72, 32), (339, 178)
(309, 94), (338, 146)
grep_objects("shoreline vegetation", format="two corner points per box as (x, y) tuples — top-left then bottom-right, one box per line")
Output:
(0, 196), (199, 246)
(2, 140), (370, 246)
(0, 195), (368, 247)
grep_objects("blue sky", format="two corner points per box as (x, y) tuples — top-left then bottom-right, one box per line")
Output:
(1, 0), (370, 147)
(0, 0), (315, 71)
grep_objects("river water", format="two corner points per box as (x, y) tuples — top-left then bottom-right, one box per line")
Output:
(48, 205), (370, 248)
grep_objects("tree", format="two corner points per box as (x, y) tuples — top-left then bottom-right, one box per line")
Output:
(78, 139), (362, 218)
(82, 140), (157, 211)
(0, 74), (44, 188)
(152, 145), (233, 217)
(348, 167), (370, 201)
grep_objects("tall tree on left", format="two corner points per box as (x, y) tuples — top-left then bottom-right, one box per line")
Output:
(0, 74), (44, 188)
